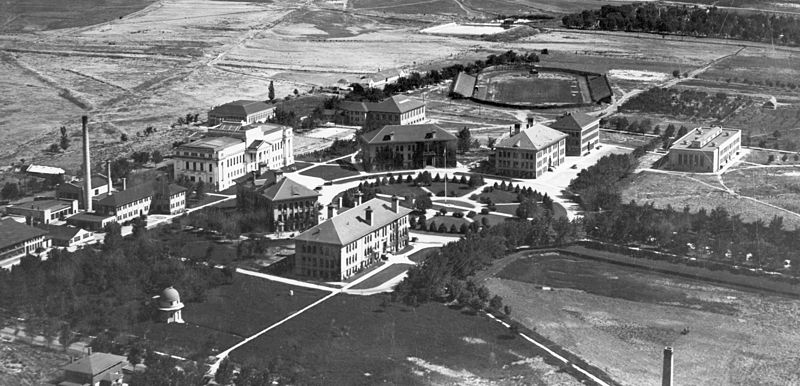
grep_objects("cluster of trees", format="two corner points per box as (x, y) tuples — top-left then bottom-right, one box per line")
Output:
(568, 153), (637, 211)
(0, 225), (234, 350)
(295, 138), (358, 162)
(180, 206), (272, 237)
(394, 215), (579, 306)
(620, 88), (747, 120)
(176, 113), (200, 126)
(47, 126), (71, 153)
(584, 202), (800, 273)
(562, 4), (800, 46)
(456, 127), (480, 153)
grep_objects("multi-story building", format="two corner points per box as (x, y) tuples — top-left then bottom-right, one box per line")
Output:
(260, 177), (319, 233)
(360, 124), (457, 171)
(549, 111), (600, 156)
(339, 96), (426, 127)
(294, 197), (411, 281)
(173, 123), (293, 191)
(207, 100), (275, 125)
(0, 219), (50, 266)
(93, 183), (153, 223)
(151, 179), (187, 215)
(56, 175), (110, 209)
(495, 124), (567, 178)
(667, 127), (741, 173)
(358, 68), (407, 89)
(6, 199), (78, 225)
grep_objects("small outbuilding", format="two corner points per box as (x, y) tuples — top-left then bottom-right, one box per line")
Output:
(157, 286), (185, 324)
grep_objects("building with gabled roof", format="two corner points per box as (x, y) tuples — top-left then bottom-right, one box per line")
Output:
(151, 179), (187, 215)
(93, 183), (153, 223)
(549, 111), (600, 156)
(37, 224), (94, 248)
(294, 196), (411, 280)
(208, 100), (275, 125)
(0, 219), (51, 267)
(495, 123), (567, 178)
(338, 95), (426, 127)
(360, 123), (457, 171)
(60, 351), (127, 386)
(260, 177), (320, 233)
(358, 68), (408, 89)
(6, 199), (78, 225)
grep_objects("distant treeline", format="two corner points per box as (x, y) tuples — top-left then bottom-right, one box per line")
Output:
(562, 3), (800, 46)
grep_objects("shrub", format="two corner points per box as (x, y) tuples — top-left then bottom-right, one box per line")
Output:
(467, 210), (477, 218)
(489, 295), (503, 311)
(459, 223), (469, 234)
(488, 203), (497, 211)
(452, 211), (464, 218)
(429, 221), (437, 232)
(449, 224), (458, 233)
(436, 190), (446, 197)
(438, 223), (448, 233)
(481, 217), (490, 226)
(480, 208), (490, 215)
(439, 208), (448, 215)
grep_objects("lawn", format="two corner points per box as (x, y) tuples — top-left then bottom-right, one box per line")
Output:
(185, 274), (328, 337)
(407, 247), (438, 263)
(130, 321), (241, 361)
(486, 250), (800, 386)
(428, 181), (474, 197)
(472, 213), (510, 227)
(722, 167), (800, 217)
(228, 294), (586, 385)
(424, 215), (469, 231)
(187, 194), (227, 209)
(372, 183), (427, 199)
(472, 188), (518, 204)
(350, 263), (413, 290)
(493, 203), (520, 216)
(299, 164), (360, 180)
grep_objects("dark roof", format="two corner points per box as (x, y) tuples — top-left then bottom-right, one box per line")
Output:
(451, 72), (477, 97)
(36, 224), (84, 241)
(0, 219), (49, 250)
(588, 75), (612, 101)
(59, 175), (109, 192)
(209, 100), (274, 117)
(95, 183), (153, 208)
(361, 124), (457, 145)
(496, 124), (567, 151)
(62, 352), (127, 376)
(339, 101), (369, 113)
(295, 198), (411, 246)
(367, 95), (425, 114)
(261, 178), (319, 201)
(550, 112), (599, 132)
(248, 140), (264, 150)
(66, 213), (114, 223)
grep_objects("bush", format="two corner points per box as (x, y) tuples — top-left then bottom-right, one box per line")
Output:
(467, 210), (477, 218)
(438, 223), (448, 233)
(480, 208), (490, 215)
(439, 208), (448, 215)
(452, 211), (464, 218)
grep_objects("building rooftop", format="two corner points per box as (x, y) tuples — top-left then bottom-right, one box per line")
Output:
(66, 213), (115, 224)
(211, 122), (285, 135)
(209, 100), (274, 117)
(295, 197), (411, 246)
(0, 218), (49, 250)
(496, 124), (567, 151)
(36, 224), (85, 242)
(368, 95), (425, 114)
(62, 352), (127, 376)
(59, 175), (109, 192)
(181, 136), (243, 151)
(339, 101), (369, 113)
(26, 164), (65, 175)
(95, 183), (154, 208)
(549, 111), (599, 132)
(451, 72), (477, 98)
(670, 127), (740, 151)
(261, 177), (319, 202)
(8, 199), (72, 212)
(361, 124), (456, 145)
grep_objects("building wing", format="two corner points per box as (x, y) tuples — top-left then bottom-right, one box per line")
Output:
(496, 124), (567, 151)
(295, 198), (411, 246)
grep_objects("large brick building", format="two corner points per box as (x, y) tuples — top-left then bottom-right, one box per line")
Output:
(260, 177), (320, 233)
(360, 124), (457, 171)
(495, 124), (567, 178)
(667, 127), (741, 173)
(549, 111), (600, 156)
(174, 122), (293, 191)
(207, 100), (275, 125)
(294, 197), (411, 281)
(339, 95), (426, 127)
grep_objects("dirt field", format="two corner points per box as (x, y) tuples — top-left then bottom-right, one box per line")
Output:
(484, 251), (800, 386)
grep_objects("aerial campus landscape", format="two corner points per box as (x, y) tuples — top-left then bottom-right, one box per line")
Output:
(1, 0), (800, 385)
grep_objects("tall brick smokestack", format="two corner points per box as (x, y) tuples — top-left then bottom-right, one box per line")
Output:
(106, 160), (113, 196)
(82, 116), (92, 212)
(662, 346), (673, 386)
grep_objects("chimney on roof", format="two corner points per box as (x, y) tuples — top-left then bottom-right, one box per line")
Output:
(82, 115), (92, 213)
(365, 206), (373, 226)
(527, 116), (534, 126)
(338, 196), (343, 209)
(514, 123), (521, 135)
(662, 347), (673, 386)
(391, 195), (400, 213)
(327, 203), (337, 219)
(356, 190), (363, 206)
(122, 178), (127, 191)
(106, 160), (113, 196)
(87, 346), (92, 356)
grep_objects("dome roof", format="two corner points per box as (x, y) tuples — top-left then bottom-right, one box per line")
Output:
(161, 287), (180, 302)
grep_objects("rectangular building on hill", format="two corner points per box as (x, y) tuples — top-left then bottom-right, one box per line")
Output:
(173, 123), (293, 191)
(495, 124), (567, 178)
(667, 127), (741, 173)
(360, 124), (457, 171)
(338, 95), (426, 127)
(259, 177), (320, 233)
(549, 111), (600, 156)
(294, 197), (411, 281)
(207, 100), (275, 125)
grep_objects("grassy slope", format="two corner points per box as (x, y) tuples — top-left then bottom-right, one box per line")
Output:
(1, 0), (155, 32)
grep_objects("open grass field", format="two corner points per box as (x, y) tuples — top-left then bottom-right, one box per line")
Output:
(0, 0), (155, 32)
(298, 164), (360, 180)
(472, 213), (510, 227)
(472, 188), (519, 204)
(425, 215), (470, 231)
(350, 263), (413, 290)
(493, 203), (520, 216)
(723, 166), (800, 217)
(476, 69), (588, 106)
(484, 250), (800, 386)
(428, 181), (473, 197)
(722, 105), (800, 150)
(621, 170), (800, 230)
(229, 293), (584, 385)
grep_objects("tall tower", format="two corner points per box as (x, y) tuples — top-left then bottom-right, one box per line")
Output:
(662, 346), (673, 386)
(82, 116), (92, 212)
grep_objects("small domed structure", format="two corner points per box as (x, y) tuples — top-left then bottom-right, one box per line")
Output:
(157, 286), (184, 324)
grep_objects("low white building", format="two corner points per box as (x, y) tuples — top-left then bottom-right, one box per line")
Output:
(667, 127), (741, 173)
(173, 122), (293, 191)
(207, 100), (275, 125)
(0, 219), (50, 266)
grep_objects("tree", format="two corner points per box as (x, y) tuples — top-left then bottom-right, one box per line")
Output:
(1, 182), (20, 200)
(414, 193), (432, 210)
(268, 81), (275, 101)
(103, 223), (123, 251)
(48, 143), (61, 153)
(673, 70), (681, 78)
(195, 181), (207, 198)
(59, 135), (70, 150)
(677, 126), (688, 138)
(293, 88), (299, 96)
(489, 295), (504, 311)
(120, 133), (128, 142)
(151, 150), (163, 164)
(487, 136), (497, 149)
(457, 127), (472, 153)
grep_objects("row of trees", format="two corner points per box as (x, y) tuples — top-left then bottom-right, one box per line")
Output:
(562, 4), (800, 46)
(620, 88), (748, 120)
